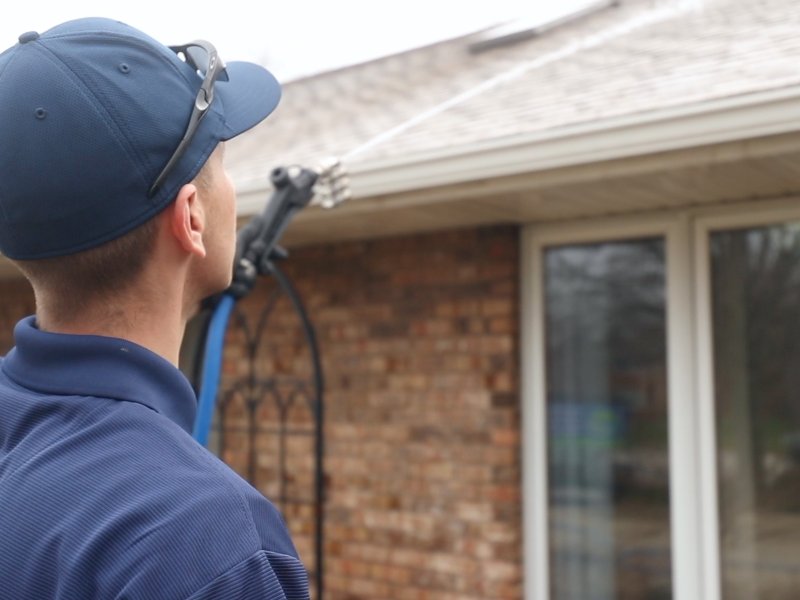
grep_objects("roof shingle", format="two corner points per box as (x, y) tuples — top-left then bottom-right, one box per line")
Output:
(227, 0), (800, 190)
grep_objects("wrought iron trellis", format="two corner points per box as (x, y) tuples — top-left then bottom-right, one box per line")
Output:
(193, 263), (325, 600)
(180, 159), (348, 600)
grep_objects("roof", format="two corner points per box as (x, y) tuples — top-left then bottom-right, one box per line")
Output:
(226, 0), (800, 199)
(4, 0), (800, 278)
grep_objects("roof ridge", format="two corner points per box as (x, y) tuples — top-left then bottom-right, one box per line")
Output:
(280, 25), (499, 85)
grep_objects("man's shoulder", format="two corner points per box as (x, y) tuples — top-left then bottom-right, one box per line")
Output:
(0, 394), (300, 598)
(0, 390), (271, 537)
(82, 403), (303, 596)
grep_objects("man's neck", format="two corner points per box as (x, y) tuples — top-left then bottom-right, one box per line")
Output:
(35, 297), (188, 367)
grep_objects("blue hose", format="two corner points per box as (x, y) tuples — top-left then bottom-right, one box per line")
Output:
(193, 294), (236, 446)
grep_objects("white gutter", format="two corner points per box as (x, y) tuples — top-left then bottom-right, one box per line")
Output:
(351, 84), (800, 196)
(236, 83), (800, 213)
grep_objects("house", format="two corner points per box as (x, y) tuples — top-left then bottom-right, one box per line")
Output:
(3, 0), (800, 597)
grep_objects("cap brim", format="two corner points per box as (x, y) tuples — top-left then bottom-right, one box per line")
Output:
(216, 61), (281, 140)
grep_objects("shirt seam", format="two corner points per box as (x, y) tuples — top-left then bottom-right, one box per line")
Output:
(191, 445), (263, 551)
(185, 548), (305, 599)
(175, 447), (273, 596)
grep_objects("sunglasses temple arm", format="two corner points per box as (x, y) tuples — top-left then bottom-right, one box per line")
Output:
(148, 108), (208, 197)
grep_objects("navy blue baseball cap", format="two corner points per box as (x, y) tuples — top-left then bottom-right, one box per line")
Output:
(0, 17), (281, 259)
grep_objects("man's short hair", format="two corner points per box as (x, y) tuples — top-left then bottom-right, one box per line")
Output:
(13, 217), (158, 311)
(12, 157), (219, 316)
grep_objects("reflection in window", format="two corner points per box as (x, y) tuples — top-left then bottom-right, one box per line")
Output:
(711, 224), (800, 599)
(544, 239), (671, 599)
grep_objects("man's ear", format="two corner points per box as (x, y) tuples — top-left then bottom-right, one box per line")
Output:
(170, 183), (206, 258)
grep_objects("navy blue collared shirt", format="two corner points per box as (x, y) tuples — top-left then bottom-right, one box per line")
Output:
(0, 317), (309, 599)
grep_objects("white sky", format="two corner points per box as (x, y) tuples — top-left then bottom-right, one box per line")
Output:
(0, 0), (596, 81)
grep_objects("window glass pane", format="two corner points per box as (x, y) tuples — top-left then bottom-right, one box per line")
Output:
(544, 238), (672, 600)
(711, 224), (800, 599)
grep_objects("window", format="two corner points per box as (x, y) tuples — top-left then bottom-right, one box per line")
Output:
(543, 239), (671, 599)
(710, 223), (800, 599)
(523, 201), (800, 599)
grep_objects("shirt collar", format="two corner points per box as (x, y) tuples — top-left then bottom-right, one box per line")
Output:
(2, 316), (197, 433)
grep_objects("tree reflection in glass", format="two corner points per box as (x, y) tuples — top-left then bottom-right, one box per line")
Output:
(544, 238), (671, 600)
(712, 224), (800, 599)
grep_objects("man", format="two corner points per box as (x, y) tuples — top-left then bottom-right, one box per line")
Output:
(0, 17), (309, 599)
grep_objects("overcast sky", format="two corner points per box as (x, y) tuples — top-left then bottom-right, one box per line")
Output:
(0, 0), (595, 81)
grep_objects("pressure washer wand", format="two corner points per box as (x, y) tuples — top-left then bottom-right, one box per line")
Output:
(228, 159), (350, 298)
(228, 165), (317, 298)
(192, 158), (349, 445)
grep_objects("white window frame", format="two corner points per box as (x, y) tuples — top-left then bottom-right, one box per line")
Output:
(522, 197), (800, 600)
(521, 212), (704, 600)
(692, 197), (800, 600)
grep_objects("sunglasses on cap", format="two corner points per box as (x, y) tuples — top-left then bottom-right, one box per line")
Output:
(148, 40), (229, 197)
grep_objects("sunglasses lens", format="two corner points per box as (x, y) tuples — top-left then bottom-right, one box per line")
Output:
(184, 45), (209, 75)
(184, 44), (229, 81)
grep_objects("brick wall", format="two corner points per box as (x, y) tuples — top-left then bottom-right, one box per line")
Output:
(225, 225), (523, 599)
(0, 223), (524, 599)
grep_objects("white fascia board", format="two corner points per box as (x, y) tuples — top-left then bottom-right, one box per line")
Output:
(236, 85), (800, 213)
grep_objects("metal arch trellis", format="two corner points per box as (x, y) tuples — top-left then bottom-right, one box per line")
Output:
(189, 161), (348, 600)
(211, 263), (325, 600)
